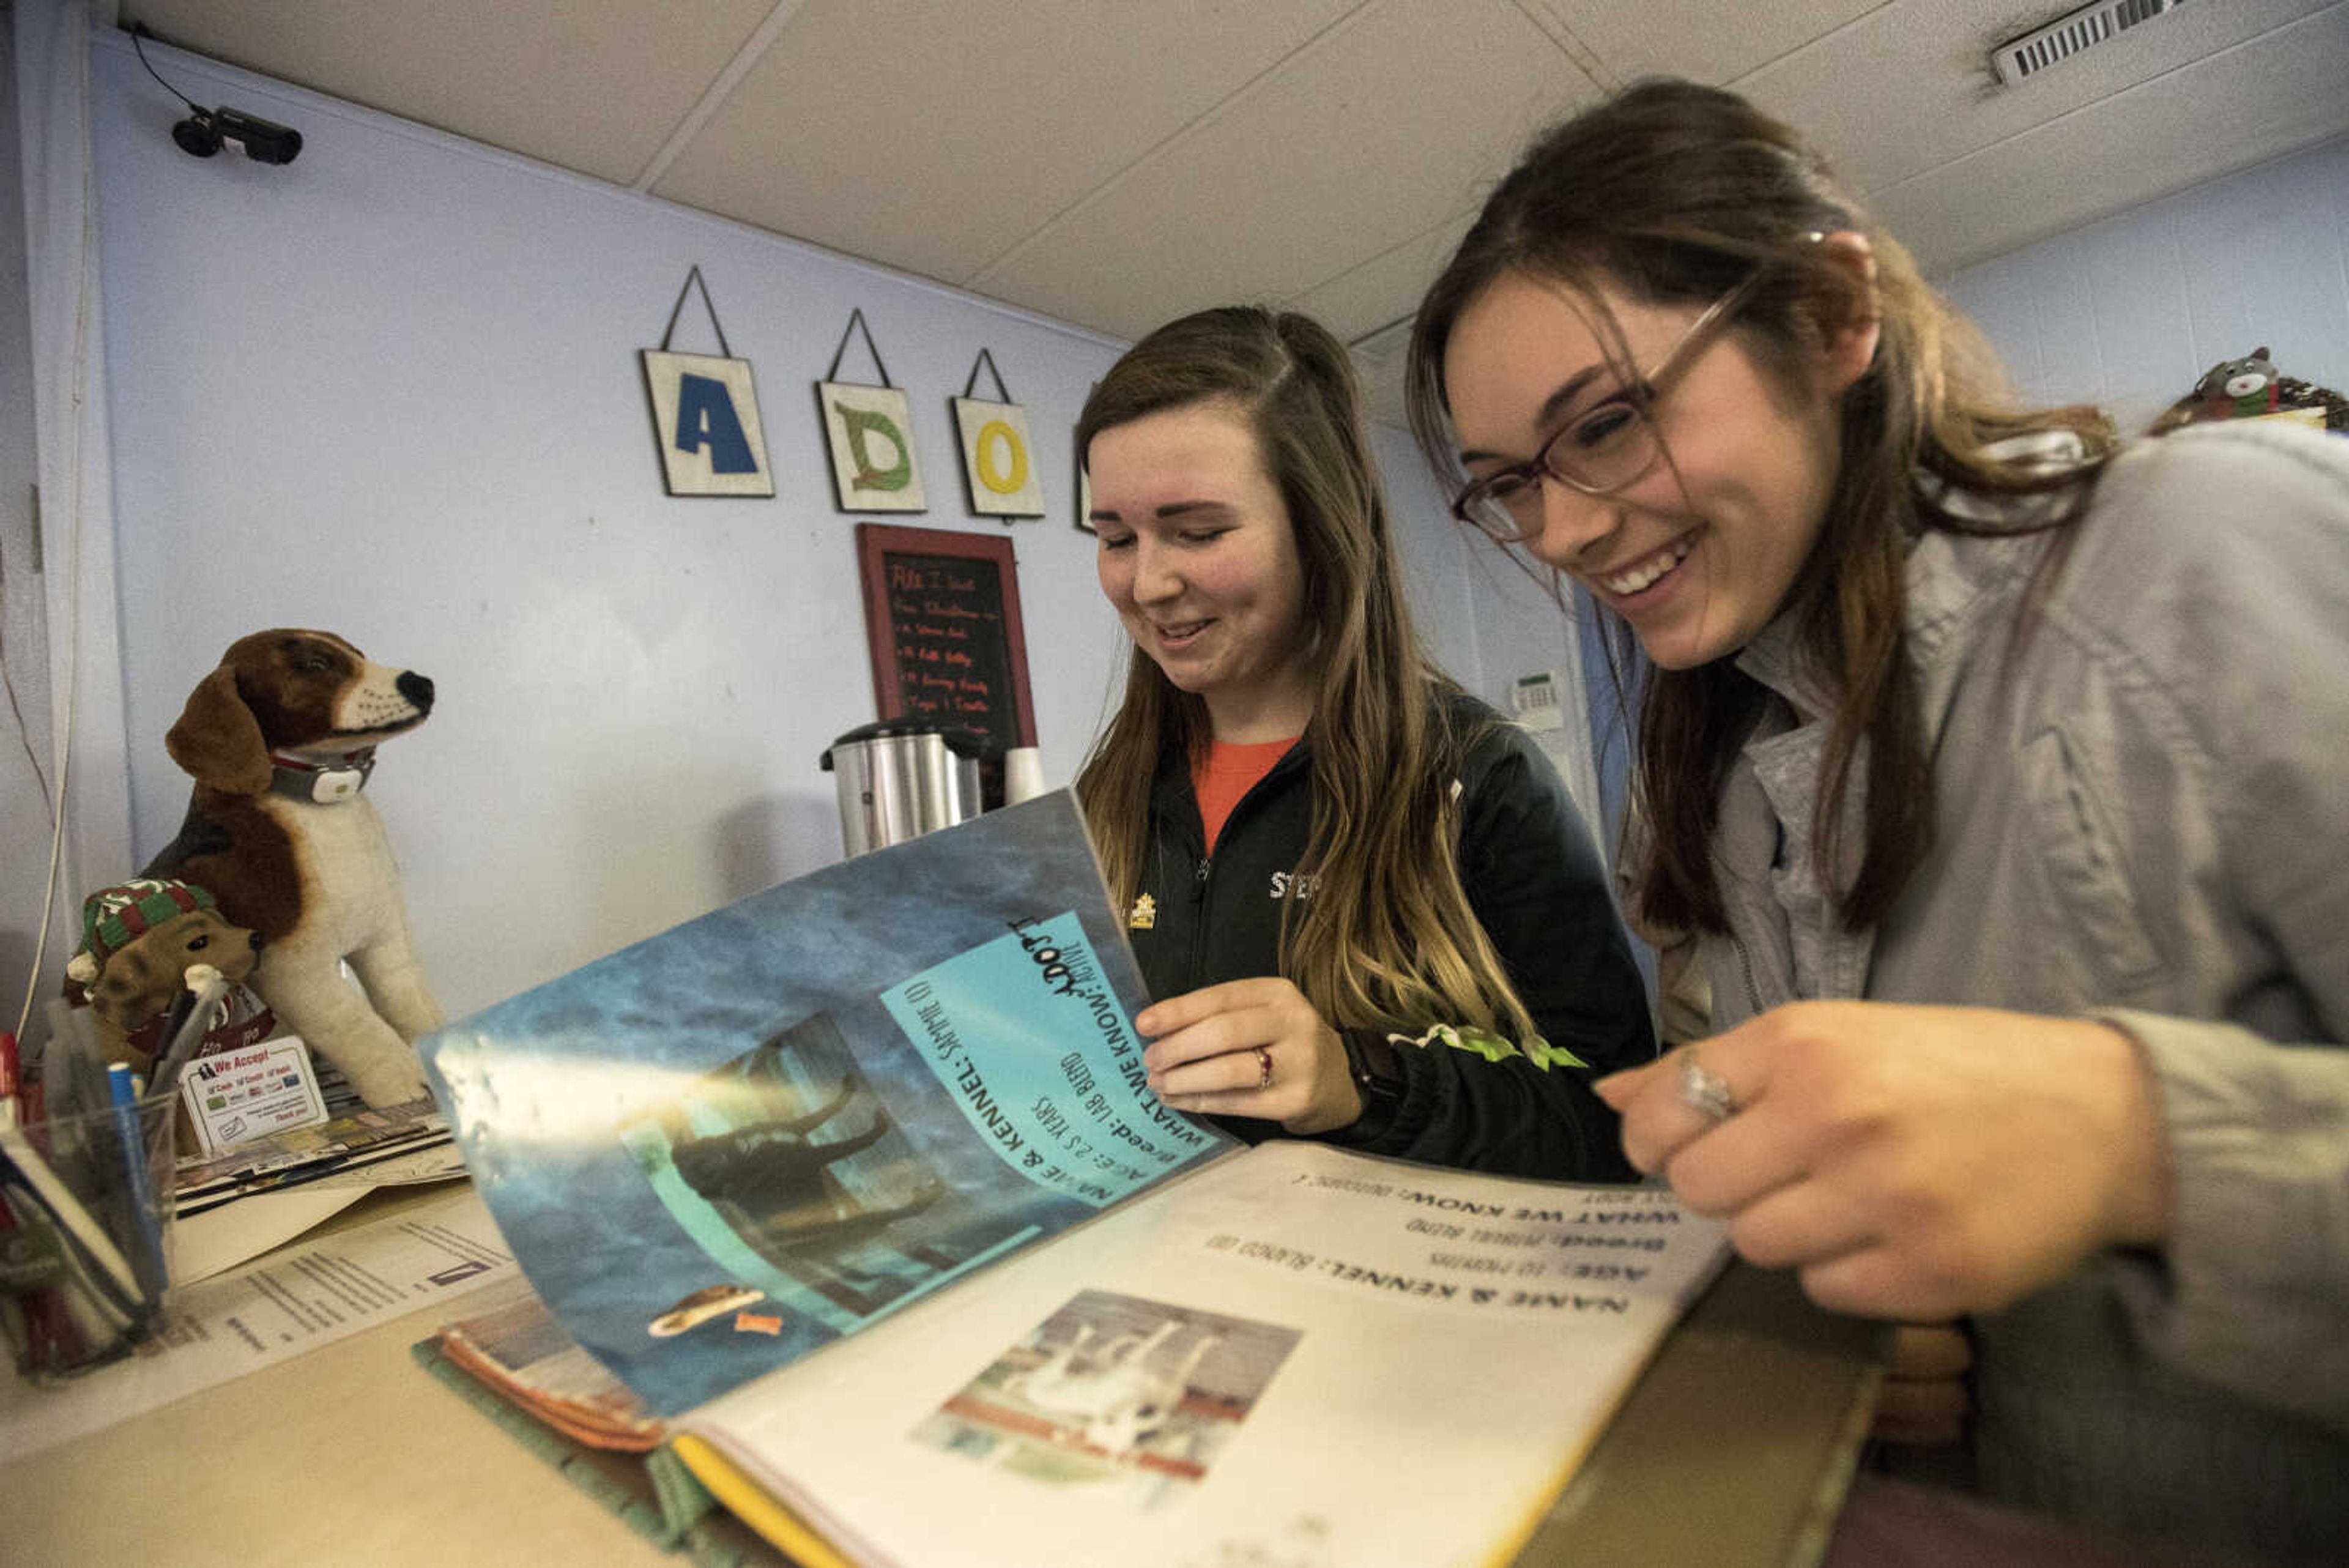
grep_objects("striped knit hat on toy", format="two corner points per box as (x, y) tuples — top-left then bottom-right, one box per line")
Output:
(73, 877), (218, 969)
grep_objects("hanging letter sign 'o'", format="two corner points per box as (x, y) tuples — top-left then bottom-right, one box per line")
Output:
(974, 420), (1029, 496)
(953, 397), (1045, 518)
(641, 350), (775, 497)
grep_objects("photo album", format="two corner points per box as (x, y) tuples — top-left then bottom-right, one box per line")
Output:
(418, 792), (1730, 1568)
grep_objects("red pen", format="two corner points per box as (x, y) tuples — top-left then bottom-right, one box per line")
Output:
(0, 1030), (18, 1130)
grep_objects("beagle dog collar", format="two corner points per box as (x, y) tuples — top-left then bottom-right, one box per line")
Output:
(269, 748), (377, 803)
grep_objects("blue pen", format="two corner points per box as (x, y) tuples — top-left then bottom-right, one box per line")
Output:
(107, 1062), (168, 1306)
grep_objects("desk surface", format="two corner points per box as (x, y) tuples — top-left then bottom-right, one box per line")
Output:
(0, 1186), (685, 1566)
(1528, 1259), (1883, 1566)
(1, 1186), (1880, 1567)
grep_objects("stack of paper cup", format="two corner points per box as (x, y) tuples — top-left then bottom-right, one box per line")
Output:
(1003, 746), (1047, 806)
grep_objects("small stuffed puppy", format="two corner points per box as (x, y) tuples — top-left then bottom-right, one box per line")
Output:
(64, 877), (272, 1069)
(2150, 346), (2349, 433)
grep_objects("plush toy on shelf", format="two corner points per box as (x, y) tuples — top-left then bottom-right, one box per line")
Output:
(2149, 345), (2349, 434)
(62, 877), (274, 1069)
(141, 628), (443, 1109)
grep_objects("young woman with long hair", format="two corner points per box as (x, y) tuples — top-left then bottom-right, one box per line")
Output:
(1076, 305), (1653, 1180)
(1406, 78), (2349, 1557)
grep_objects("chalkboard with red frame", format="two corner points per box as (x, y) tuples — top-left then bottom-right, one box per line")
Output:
(855, 522), (1037, 755)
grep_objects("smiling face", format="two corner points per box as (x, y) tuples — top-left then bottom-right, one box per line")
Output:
(1088, 399), (1315, 740)
(1442, 270), (1851, 671)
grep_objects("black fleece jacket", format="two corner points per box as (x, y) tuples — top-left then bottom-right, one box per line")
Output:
(1126, 694), (1651, 1181)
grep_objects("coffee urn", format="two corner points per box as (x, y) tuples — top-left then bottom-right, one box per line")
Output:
(820, 720), (986, 855)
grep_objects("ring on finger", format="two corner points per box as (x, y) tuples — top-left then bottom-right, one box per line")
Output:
(1675, 1046), (1738, 1124)
(1253, 1046), (1274, 1090)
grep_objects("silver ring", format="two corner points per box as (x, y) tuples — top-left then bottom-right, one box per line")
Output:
(1254, 1046), (1274, 1090)
(1676, 1047), (1737, 1124)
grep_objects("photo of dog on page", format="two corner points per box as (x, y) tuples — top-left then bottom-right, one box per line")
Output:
(915, 1289), (1300, 1506)
(619, 1011), (1024, 1339)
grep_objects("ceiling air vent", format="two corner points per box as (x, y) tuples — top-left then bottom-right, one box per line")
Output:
(1991, 0), (2191, 85)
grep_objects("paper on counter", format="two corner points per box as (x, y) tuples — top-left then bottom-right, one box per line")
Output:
(0, 1184), (516, 1459)
(172, 1143), (470, 1284)
(173, 1185), (375, 1285)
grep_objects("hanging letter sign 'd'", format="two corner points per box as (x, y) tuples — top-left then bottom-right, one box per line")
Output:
(819, 382), (927, 513)
(817, 308), (926, 513)
(643, 351), (776, 497)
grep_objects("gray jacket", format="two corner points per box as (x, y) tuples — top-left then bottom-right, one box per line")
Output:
(1698, 424), (2349, 1561)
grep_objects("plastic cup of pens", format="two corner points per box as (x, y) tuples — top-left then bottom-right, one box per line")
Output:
(0, 1072), (182, 1381)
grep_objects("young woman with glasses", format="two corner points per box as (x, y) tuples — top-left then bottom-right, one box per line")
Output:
(1406, 79), (2348, 1558)
(1076, 305), (1654, 1180)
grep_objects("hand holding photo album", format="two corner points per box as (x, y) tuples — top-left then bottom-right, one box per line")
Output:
(417, 792), (1731, 1567)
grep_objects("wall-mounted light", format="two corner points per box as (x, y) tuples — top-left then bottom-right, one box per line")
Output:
(131, 23), (303, 166)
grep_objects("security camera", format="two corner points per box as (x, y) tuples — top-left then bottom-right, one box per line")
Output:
(171, 105), (303, 165)
(131, 23), (304, 168)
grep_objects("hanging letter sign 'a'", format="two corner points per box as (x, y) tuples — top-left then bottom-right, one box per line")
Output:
(642, 350), (776, 497)
(639, 269), (773, 497)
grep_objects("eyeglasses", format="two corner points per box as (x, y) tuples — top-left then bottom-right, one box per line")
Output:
(1448, 268), (1770, 545)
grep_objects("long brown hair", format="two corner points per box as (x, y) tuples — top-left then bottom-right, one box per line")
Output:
(1406, 79), (2113, 936)
(1076, 306), (1537, 1041)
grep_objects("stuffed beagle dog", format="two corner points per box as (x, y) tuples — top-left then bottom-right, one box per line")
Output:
(143, 629), (442, 1107)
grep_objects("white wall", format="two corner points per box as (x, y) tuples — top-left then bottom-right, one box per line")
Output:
(1371, 424), (1611, 851)
(0, 18), (59, 1026)
(84, 38), (1140, 1016)
(76, 36), (2334, 1035)
(1942, 135), (2349, 431)
(65, 34), (1536, 1025)
(1371, 422), (1479, 686)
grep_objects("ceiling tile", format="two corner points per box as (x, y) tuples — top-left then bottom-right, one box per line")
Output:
(1736, 0), (2337, 196)
(650, 0), (1360, 292)
(973, 1), (1600, 341)
(1872, 5), (2349, 275)
(1354, 338), (1418, 430)
(119, 0), (2347, 373)
(1284, 210), (1478, 343)
(122, 0), (777, 187)
(1532, 0), (1885, 86)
